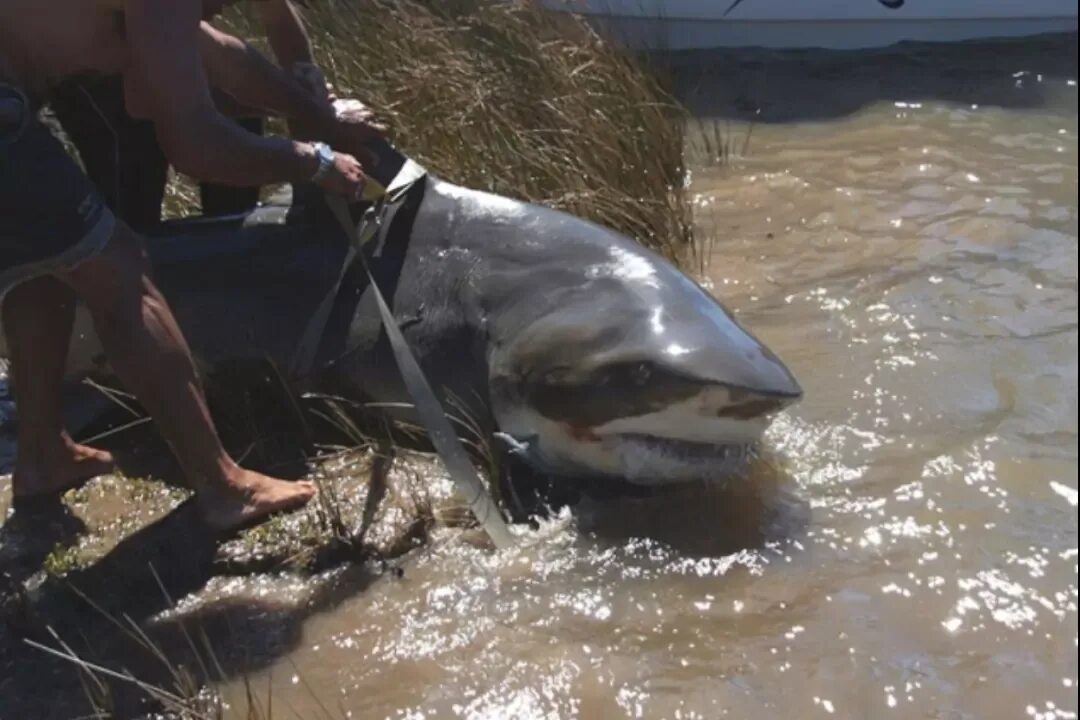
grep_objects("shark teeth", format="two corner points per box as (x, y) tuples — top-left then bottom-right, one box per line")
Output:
(612, 434), (755, 484)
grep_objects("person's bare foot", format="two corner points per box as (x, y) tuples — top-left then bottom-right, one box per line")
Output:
(12, 436), (116, 499)
(198, 468), (317, 532)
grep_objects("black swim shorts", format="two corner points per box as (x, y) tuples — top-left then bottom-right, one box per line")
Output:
(0, 82), (115, 297)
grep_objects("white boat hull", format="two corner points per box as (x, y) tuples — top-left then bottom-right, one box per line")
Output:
(540, 0), (1079, 50)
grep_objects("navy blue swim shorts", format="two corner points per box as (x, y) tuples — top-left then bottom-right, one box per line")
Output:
(0, 82), (115, 297)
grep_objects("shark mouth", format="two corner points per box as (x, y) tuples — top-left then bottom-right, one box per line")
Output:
(609, 434), (755, 484)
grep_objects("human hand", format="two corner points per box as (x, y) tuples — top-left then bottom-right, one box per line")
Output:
(330, 97), (388, 149)
(313, 149), (367, 200)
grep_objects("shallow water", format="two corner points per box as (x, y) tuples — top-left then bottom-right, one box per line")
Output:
(200, 34), (1080, 720)
(5, 33), (1079, 720)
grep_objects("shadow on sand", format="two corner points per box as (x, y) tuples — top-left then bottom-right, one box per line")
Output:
(0, 491), (394, 719)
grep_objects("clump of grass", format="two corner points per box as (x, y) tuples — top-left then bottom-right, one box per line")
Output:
(686, 117), (756, 167)
(208, 0), (693, 260)
(26, 573), (340, 720)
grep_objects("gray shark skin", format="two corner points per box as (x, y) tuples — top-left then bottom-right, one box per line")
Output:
(1, 175), (802, 486)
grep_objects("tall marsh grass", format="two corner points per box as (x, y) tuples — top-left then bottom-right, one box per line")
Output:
(213, 0), (694, 260)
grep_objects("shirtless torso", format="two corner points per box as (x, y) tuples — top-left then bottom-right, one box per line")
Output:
(1, 0), (380, 192)
(0, 0), (130, 100)
(0, 0), (384, 535)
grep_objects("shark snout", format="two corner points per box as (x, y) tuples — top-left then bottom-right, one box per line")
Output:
(734, 342), (803, 401)
(658, 273), (803, 405)
(680, 330), (803, 410)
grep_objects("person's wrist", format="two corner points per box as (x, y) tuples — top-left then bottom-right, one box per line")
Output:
(290, 61), (319, 78)
(291, 91), (334, 133)
(309, 141), (335, 183)
(292, 142), (322, 184)
(291, 61), (326, 97)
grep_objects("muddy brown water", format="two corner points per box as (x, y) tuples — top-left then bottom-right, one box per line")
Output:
(2, 33), (1078, 720)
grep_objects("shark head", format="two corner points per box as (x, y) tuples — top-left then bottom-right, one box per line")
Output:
(488, 242), (801, 485)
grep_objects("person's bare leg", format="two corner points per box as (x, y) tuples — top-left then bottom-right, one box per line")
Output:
(3, 276), (115, 498)
(62, 225), (314, 530)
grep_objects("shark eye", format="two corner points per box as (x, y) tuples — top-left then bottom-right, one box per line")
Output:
(538, 366), (572, 386)
(631, 362), (653, 385)
(596, 362), (655, 386)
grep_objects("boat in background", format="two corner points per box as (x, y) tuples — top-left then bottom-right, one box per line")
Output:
(539, 0), (1079, 51)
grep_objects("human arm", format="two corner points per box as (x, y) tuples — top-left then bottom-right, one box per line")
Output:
(197, 21), (333, 131)
(256, 0), (335, 111)
(256, 0), (315, 69)
(198, 20), (386, 155)
(256, 0), (390, 150)
(122, 0), (364, 195)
